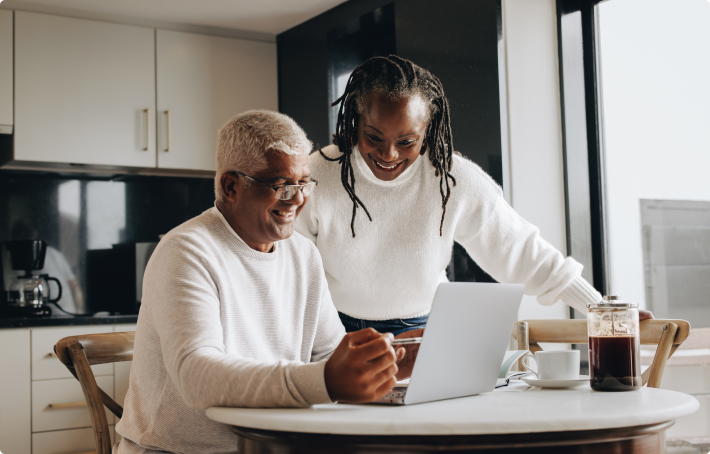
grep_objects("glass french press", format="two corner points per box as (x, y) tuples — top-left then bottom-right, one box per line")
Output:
(587, 296), (642, 392)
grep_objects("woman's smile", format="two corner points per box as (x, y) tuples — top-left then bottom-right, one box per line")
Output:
(369, 154), (407, 173)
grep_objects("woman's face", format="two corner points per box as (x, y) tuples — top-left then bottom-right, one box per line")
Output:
(355, 92), (429, 181)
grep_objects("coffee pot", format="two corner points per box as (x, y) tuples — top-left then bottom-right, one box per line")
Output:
(1, 240), (61, 317)
(587, 295), (641, 391)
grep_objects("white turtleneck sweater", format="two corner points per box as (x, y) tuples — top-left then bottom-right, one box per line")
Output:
(116, 207), (344, 453)
(296, 144), (601, 321)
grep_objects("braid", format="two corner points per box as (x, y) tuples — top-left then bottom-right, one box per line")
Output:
(331, 55), (456, 237)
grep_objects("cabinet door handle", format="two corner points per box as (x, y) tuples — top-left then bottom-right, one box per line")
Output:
(143, 108), (151, 151)
(165, 110), (171, 152)
(46, 352), (57, 358)
(48, 401), (87, 409)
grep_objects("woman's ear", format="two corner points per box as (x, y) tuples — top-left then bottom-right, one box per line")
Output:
(350, 114), (360, 146)
(420, 138), (428, 156)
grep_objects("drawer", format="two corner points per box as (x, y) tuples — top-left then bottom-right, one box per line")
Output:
(33, 426), (115, 454)
(32, 326), (114, 380)
(33, 376), (114, 433)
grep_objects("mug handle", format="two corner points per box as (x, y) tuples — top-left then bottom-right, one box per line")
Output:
(521, 354), (539, 378)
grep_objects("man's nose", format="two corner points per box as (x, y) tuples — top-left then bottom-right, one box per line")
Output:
(284, 187), (305, 206)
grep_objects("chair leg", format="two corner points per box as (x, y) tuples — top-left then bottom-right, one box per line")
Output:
(646, 322), (679, 389)
(68, 341), (113, 454)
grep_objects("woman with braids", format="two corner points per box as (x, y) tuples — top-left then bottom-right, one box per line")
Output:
(297, 55), (637, 340)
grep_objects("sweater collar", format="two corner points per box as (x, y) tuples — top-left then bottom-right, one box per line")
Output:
(352, 144), (423, 187)
(210, 205), (279, 260)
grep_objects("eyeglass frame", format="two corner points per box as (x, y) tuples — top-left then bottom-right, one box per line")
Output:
(230, 170), (318, 201)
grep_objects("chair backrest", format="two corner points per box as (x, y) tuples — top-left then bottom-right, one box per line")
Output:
(512, 319), (690, 389)
(54, 331), (135, 454)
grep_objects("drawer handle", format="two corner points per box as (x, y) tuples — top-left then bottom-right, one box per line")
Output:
(46, 352), (57, 358)
(48, 401), (87, 410)
(143, 108), (151, 151)
(165, 109), (171, 152)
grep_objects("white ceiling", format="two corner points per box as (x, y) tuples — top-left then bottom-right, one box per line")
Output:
(4, 0), (347, 35)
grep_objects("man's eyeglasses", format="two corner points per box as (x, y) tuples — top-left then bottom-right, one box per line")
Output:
(231, 171), (318, 201)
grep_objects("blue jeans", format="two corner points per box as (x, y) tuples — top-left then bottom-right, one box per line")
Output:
(338, 312), (428, 337)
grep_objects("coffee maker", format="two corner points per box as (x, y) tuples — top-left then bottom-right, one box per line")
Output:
(0, 240), (61, 317)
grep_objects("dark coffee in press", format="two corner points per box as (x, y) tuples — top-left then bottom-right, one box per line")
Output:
(587, 296), (641, 392)
(589, 335), (641, 391)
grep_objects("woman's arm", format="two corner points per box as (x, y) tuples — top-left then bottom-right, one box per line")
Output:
(455, 195), (600, 313)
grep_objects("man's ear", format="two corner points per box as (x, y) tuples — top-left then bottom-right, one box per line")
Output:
(221, 172), (241, 202)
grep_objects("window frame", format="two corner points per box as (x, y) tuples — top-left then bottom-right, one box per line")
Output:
(556, 0), (610, 316)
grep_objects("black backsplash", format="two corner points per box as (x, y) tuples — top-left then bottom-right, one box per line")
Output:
(0, 170), (216, 313)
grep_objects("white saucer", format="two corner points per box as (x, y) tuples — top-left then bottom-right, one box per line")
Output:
(521, 375), (590, 388)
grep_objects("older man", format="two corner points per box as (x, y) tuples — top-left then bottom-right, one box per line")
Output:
(115, 111), (402, 453)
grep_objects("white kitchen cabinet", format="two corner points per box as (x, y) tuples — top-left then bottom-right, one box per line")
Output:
(0, 10), (12, 131)
(32, 326), (114, 380)
(14, 12), (156, 167)
(32, 376), (114, 432)
(0, 324), (133, 454)
(0, 329), (31, 454)
(156, 29), (278, 171)
(32, 426), (115, 454)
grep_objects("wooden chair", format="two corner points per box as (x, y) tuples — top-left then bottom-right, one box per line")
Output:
(513, 319), (690, 389)
(54, 332), (135, 454)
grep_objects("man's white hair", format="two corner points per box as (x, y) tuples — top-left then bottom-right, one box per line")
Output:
(214, 110), (312, 203)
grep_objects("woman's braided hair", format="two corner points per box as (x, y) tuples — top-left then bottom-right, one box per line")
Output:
(323, 55), (456, 238)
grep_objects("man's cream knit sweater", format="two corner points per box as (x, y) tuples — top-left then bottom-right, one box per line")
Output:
(296, 145), (601, 320)
(115, 207), (345, 453)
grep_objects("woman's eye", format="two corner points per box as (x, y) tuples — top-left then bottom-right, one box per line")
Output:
(399, 141), (415, 146)
(367, 135), (383, 142)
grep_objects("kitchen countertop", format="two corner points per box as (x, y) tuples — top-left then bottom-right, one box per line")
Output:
(0, 313), (138, 328)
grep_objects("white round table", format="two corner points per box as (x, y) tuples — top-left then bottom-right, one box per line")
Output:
(207, 383), (699, 453)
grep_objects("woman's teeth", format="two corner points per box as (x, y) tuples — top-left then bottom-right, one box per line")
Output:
(374, 159), (401, 170)
(276, 211), (293, 217)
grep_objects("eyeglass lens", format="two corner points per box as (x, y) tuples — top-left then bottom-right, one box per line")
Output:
(274, 182), (316, 200)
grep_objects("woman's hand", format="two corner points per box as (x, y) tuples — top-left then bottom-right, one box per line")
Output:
(394, 328), (424, 380)
(639, 310), (654, 321)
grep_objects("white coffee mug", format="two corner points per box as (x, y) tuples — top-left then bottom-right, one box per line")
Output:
(522, 350), (579, 380)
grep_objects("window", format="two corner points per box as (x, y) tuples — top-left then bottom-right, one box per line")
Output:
(558, 0), (710, 445)
(596, 0), (710, 326)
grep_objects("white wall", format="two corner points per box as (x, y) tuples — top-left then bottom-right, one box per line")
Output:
(503, 0), (571, 323)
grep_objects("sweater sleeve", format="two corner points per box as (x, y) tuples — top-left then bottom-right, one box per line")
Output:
(311, 283), (346, 363)
(144, 237), (332, 409)
(454, 191), (600, 312)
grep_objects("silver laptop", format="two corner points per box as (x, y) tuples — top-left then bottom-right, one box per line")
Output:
(376, 282), (524, 405)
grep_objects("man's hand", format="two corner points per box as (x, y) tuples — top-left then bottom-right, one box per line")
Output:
(324, 328), (404, 403)
(640, 310), (654, 321)
(394, 328), (424, 380)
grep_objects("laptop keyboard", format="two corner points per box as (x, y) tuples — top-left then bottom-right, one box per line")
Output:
(376, 388), (407, 404)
